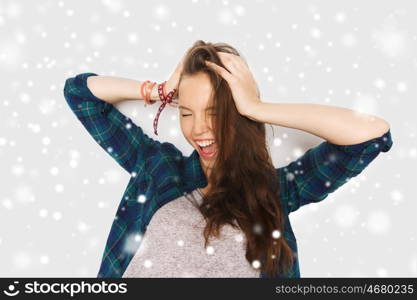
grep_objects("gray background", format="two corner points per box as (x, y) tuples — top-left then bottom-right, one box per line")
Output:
(0, 0), (415, 277)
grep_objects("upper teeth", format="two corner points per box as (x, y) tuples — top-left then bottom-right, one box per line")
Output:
(196, 140), (215, 147)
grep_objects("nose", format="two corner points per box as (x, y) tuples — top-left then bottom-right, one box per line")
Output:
(193, 115), (212, 136)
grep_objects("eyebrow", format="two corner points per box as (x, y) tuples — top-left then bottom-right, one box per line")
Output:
(178, 105), (215, 111)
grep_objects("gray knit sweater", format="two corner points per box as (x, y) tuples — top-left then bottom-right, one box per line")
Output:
(122, 188), (260, 278)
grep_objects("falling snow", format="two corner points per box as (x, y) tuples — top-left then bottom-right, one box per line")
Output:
(0, 0), (413, 278)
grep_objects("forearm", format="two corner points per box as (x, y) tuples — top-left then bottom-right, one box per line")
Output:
(247, 102), (390, 145)
(86, 75), (159, 104)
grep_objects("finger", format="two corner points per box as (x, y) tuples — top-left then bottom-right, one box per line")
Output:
(169, 99), (178, 108)
(205, 61), (235, 82)
(172, 98), (179, 104)
(217, 52), (246, 73)
(216, 52), (241, 74)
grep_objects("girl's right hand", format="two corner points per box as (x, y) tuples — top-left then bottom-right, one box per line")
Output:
(164, 53), (186, 107)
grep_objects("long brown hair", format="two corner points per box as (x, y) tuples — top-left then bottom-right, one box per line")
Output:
(178, 40), (294, 277)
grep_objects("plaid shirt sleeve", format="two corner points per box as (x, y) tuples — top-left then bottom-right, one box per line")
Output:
(278, 129), (393, 214)
(63, 72), (162, 175)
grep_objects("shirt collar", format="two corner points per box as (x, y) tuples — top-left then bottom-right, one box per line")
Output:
(183, 149), (208, 192)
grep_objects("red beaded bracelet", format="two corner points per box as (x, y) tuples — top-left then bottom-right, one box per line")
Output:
(139, 80), (177, 135)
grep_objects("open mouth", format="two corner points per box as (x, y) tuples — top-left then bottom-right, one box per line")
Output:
(196, 141), (217, 157)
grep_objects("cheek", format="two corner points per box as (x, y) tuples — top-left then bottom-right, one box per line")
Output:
(180, 120), (193, 139)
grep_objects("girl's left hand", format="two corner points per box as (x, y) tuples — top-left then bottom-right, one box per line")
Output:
(204, 52), (261, 117)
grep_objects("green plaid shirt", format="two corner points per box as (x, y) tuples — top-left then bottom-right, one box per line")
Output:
(63, 72), (393, 278)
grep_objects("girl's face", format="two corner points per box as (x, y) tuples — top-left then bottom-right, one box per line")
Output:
(178, 72), (218, 170)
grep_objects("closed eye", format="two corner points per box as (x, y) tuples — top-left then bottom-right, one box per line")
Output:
(181, 114), (216, 117)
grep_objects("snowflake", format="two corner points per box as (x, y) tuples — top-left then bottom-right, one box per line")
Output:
(286, 172), (295, 181)
(144, 259), (153, 268)
(252, 260), (261, 269)
(137, 194), (146, 203)
(206, 246), (214, 255)
(272, 230), (281, 239)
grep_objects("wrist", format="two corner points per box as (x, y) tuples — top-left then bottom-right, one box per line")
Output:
(149, 83), (160, 101)
(151, 82), (177, 101)
(244, 102), (262, 122)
